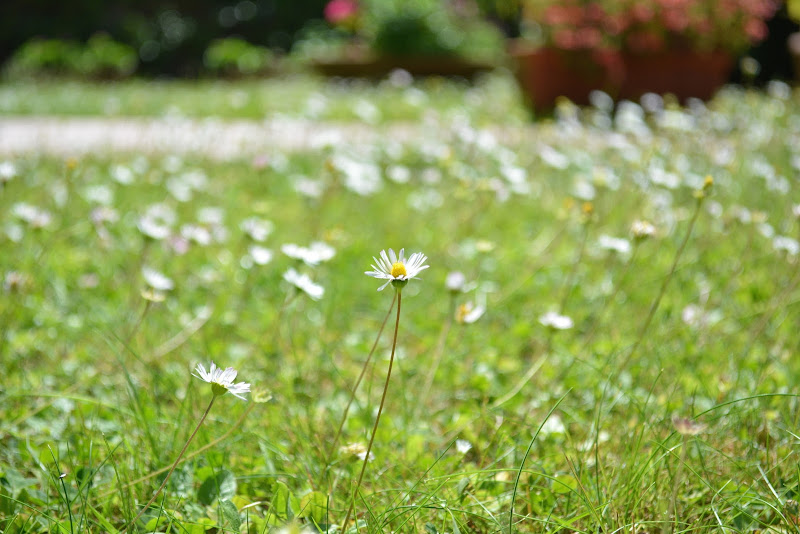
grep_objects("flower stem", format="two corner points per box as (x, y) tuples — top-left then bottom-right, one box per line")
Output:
(420, 292), (455, 408)
(123, 396), (216, 533)
(328, 291), (396, 464)
(619, 196), (704, 370)
(341, 291), (402, 532)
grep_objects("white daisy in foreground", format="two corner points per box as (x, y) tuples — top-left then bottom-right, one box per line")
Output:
(539, 311), (574, 330)
(283, 267), (324, 300)
(194, 362), (250, 400)
(365, 248), (429, 291)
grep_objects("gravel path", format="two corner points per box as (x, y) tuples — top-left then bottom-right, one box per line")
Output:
(0, 116), (441, 160)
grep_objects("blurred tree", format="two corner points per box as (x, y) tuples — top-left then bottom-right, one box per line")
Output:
(0, 0), (328, 76)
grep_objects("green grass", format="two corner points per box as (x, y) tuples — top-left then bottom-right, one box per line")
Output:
(2, 77), (800, 533)
(0, 72), (527, 125)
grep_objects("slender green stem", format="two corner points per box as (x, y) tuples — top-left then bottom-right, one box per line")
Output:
(581, 243), (640, 351)
(123, 396), (216, 533)
(126, 299), (152, 345)
(509, 391), (570, 533)
(667, 436), (688, 534)
(420, 293), (456, 408)
(559, 222), (591, 314)
(98, 402), (253, 499)
(328, 291), (396, 464)
(48, 447), (74, 534)
(341, 291), (402, 532)
(619, 197), (704, 370)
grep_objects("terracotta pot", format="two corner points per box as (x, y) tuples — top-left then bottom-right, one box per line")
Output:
(508, 44), (624, 112)
(509, 42), (734, 111)
(619, 50), (734, 101)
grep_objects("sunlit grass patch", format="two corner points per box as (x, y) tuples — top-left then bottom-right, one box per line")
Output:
(2, 81), (800, 532)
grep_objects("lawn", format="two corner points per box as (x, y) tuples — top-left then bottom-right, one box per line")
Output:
(1, 75), (800, 533)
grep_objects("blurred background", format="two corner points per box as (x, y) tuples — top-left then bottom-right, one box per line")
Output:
(1, 1), (799, 101)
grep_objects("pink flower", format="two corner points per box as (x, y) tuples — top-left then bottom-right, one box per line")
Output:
(324, 0), (359, 25)
(744, 18), (768, 42)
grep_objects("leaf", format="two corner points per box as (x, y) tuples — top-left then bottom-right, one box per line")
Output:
(271, 481), (300, 520)
(551, 474), (578, 495)
(299, 491), (328, 526)
(219, 499), (241, 533)
(197, 469), (237, 506)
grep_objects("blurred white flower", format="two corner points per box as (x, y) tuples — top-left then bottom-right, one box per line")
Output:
(83, 184), (114, 205)
(539, 311), (573, 330)
(197, 207), (225, 226)
(539, 414), (566, 435)
(137, 204), (175, 240)
(387, 165), (411, 184)
(455, 439), (472, 454)
(249, 245), (274, 265)
(456, 295), (486, 324)
(194, 362), (250, 400)
(142, 267), (174, 292)
(294, 176), (324, 199)
(340, 443), (374, 462)
(12, 202), (51, 229)
(281, 241), (335, 266)
(365, 248), (429, 291)
(597, 235), (632, 255)
(445, 271), (466, 293)
(241, 217), (273, 242)
(283, 268), (324, 300)
(180, 224), (212, 246)
(681, 304), (722, 329)
(773, 235), (799, 256)
(539, 146), (569, 169)
(0, 161), (17, 183)
(111, 164), (134, 185)
(631, 220), (656, 239)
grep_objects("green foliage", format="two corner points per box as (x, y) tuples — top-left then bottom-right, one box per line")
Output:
(4, 34), (138, 80)
(203, 38), (275, 76)
(3, 38), (84, 78)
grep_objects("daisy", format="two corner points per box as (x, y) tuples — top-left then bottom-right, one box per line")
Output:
(365, 248), (429, 291)
(283, 268), (324, 300)
(193, 362), (250, 400)
(539, 311), (574, 330)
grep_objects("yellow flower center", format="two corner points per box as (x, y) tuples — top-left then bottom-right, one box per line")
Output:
(390, 262), (407, 278)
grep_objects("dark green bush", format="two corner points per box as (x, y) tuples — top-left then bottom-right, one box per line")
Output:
(203, 38), (274, 76)
(4, 34), (137, 79)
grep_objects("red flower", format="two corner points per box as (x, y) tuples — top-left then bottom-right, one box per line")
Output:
(324, 0), (359, 25)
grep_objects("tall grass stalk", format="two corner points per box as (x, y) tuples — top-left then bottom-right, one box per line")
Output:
(342, 291), (402, 532)
(328, 291), (396, 464)
(619, 184), (709, 370)
(123, 396), (216, 533)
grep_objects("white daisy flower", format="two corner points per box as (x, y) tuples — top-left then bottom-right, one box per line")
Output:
(539, 311), (574, 330)
(142, 267), (174, 291)
(283, 268), (324, 300)
(249, 245), (274, 265)
(597, 234), (632, 255)
(281, 241), (336, 266)
(455, 439), (472, 455)
(445, 271), (467, 293)
(631, 220), (656, 240)
(241, 217), (273, 242)
(365, 248), (429, 291)
(193, 362), (250, 400)
(456, 298), (486, 324)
